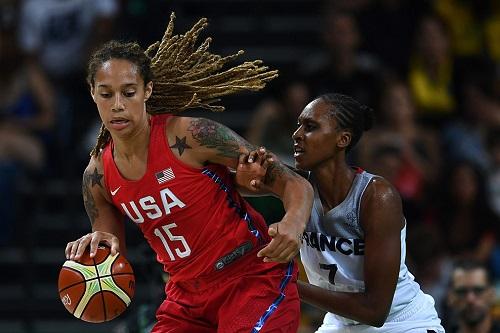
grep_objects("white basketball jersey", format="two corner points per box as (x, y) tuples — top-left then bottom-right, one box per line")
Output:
(300, 169), (444, 331)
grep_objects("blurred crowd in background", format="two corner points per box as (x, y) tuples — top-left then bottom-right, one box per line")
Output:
(1, 0), (500, 332)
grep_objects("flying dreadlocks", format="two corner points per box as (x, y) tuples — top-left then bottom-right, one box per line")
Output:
(90, 12), (278, 157)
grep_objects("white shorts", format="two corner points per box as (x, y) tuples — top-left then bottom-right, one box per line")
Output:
(315, 291), (445, 333)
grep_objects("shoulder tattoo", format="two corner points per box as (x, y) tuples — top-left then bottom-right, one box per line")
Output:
(169, 136), (192, 156)
(89, 167), (104, 188)
(82, 167), (102, 225)
(187, 118), (254, 159)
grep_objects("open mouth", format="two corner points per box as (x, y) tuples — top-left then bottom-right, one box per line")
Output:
(293, 144), (305, 154)
(294, 145), (304, 156)
(109, 118), (130, 130)
(110, 118), (129, 124)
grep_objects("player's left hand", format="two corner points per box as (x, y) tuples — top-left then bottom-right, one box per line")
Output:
(257, 219), (303, 263)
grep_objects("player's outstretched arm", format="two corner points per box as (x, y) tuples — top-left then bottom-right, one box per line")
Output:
(166, 116), (313, 263)
(298, 178), (403, 327)
(65, 156), (125, 261)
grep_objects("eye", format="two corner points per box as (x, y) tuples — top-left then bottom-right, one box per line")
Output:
(304, 123), (316, 131)
(100, 93), (112, 98)
(123, 91), (136, 97)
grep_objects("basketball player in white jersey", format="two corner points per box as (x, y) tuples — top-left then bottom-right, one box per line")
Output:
(239, 93), (445, 332)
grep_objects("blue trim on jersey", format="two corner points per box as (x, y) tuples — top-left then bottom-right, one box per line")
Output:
(202, 168), (261, 240)
(251, 261), (294, 332)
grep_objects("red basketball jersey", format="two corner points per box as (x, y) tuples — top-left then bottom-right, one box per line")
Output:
(102, 115), (272, 283)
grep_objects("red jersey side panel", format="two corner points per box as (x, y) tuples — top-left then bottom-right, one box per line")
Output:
(102, 115), (271, 282)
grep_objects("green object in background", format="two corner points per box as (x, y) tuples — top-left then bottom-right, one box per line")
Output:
(245, 196), (285, 226)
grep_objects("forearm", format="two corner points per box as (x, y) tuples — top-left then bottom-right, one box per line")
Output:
(280, 175), (313, 230)
(298, 281), (389, 327)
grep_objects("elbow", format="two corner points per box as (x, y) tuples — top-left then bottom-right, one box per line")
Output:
(362, 309), (389, 328)
(366, 318), (387, 328)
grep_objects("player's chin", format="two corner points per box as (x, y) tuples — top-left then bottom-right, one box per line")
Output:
(293, 155), (309, 171)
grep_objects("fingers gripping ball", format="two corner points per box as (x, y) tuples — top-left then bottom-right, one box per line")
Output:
(58, 245), (135, 323)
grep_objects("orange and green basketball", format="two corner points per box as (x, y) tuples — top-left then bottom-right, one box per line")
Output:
(58, 245), (135, 323)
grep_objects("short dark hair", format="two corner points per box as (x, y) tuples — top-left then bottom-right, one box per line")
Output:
(318, 93), (374, 152)
(451, 258), (492, 286)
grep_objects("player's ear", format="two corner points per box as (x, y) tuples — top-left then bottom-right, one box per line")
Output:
(337, 130), (352, 149)
(144, 81), (153, 101)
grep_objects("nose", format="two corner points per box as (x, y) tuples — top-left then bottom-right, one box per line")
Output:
(292, 126), (303, 141)
(112, 94), (124, 112)
(464, 292), (478, 304)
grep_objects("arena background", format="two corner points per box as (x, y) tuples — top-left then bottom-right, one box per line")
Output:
(0, 0), (499, 332)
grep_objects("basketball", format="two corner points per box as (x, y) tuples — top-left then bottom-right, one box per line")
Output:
(58, 245), (135, 323)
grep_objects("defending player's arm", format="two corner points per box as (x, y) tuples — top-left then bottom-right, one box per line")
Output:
(65, 156), (125, 261)
(167, 116), (313, 263)
(298, 178), (402, 327)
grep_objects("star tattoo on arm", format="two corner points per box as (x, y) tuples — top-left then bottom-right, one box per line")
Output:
(82, 167), (102, 225)
(89, 167), (103, 188)
(170, 136), (192, 156)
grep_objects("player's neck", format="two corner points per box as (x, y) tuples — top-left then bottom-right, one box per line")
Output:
(313, 161), (355, 211)
(112, 121), (151, 162)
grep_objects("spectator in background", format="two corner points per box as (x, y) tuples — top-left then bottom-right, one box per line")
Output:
(356, 79), (441, 222)
(18, 0), (118, 173)
(436, 160), (499, 264)
(302, 7), (381, 108)
(408, 15), (456, 127)
(442, 74), (500, 172)
(485, 128), (500, 281)
(434, 0), (500, 64)
(0, 0), (54, 245)
(406, 223), (452, 317)
(486, 128), (500, 219)
(445, 259), (500, 333)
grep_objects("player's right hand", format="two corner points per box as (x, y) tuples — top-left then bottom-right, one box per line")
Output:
(65, 231), (120, 261)
(236, 146), (272, 192)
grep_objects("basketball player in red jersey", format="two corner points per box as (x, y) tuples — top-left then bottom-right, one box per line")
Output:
(64, 15), (313, 333)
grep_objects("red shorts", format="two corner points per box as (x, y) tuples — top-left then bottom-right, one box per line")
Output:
(150, 260), (300, 333)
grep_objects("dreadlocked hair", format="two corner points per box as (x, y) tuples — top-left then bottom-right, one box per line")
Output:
(89, 12), (278, 157)
(319, 93), (374, 152)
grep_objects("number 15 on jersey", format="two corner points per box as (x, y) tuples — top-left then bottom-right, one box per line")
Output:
(154, 223), (191, 261)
